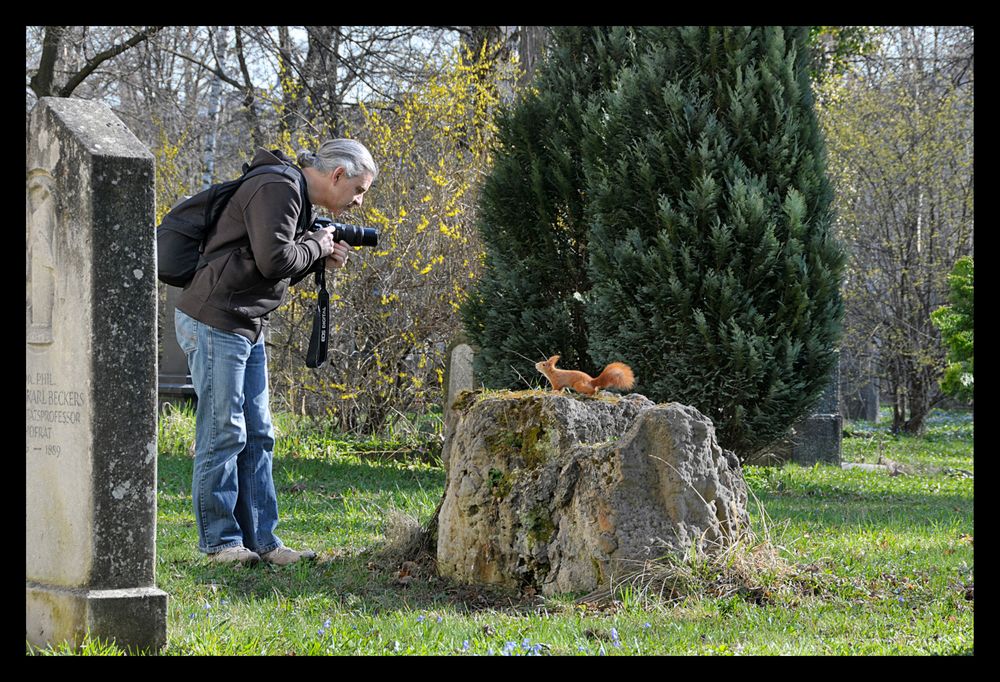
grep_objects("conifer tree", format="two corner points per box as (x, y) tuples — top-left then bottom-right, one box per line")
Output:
(461, 27), (644, 388)
(583, 27), (845, 459)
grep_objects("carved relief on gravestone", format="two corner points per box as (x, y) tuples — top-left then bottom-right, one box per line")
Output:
(27, 168), (56, 345)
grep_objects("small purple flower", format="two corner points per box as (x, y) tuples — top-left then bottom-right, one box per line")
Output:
(416, 615), (425, 623)
(318, 617), (332, 637)
(437, 616), (443, 623)
(643, 622), (651, 629)
(462, 640), (471, 651)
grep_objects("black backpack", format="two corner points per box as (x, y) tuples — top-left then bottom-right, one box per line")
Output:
(156, 162), (307, 287)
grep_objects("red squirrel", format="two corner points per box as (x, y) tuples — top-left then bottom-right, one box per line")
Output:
(535, 355), (635, 396)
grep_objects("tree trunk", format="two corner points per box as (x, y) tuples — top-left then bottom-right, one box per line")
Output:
(517, 26), (549, 88)
(30, 26), (68, 99)
(201, 27), (229, 189)
(234, 27), (264, 150)
(277, 26), (296, 142)
(303, 26), (342, 135)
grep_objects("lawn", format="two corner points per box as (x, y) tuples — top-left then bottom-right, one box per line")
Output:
(28, 405), (973, 655)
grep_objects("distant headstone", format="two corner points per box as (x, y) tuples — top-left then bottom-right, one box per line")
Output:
(746, 354), (844, 466)
(448, 345), (475, 400)
(158, 285), (196, 410)
(841, 346), (880, 422)
(26, 97), (167, 652)
(751, 359), (843, 466)
(442, 335), (478, 422)
(788, 365), (843, 465)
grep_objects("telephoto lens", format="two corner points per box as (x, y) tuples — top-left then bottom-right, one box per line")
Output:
(311, 216), (378, 247)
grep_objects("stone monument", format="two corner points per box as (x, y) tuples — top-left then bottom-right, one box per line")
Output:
(749, 358), (843, 466)
(158, 285), (196, 410)
(441, 334), (478, 423)
(26, 97), (167, 652)
(786, 362), (843, 465)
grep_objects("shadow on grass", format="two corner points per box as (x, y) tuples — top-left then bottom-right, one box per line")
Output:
(157, 451), (530, 615)
(179, 556), (534, 617)
(158, 450), (444, 497)
(747, 475), (973, 530)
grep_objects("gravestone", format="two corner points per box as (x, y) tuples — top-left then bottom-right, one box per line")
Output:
(26, 97), (167, 652)
(442, 335), (478, 422)
(746, 362), (844, 466)
(158, 285), (196, 410)
(750, 358), (843, 466)
(787, 362), (843, 465)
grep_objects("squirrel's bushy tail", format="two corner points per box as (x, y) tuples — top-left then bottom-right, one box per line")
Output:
(591, 362), (635, 391)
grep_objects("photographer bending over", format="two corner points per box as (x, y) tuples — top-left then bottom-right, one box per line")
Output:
(175, 139), (377, 565)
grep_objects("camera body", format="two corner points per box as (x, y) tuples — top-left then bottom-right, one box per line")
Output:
(310, 216), (379, 247)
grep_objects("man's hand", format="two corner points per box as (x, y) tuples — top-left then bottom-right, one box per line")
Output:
(326, 240), (350, 269)
(313, 226), (350, 269)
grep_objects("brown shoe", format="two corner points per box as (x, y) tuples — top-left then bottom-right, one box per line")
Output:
(260, 546), (317, 566)
(208, 546), (261, 565)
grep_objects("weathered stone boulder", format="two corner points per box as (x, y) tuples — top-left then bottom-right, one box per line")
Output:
(436, 391), (750, 595)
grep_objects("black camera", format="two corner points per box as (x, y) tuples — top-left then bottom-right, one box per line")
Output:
(311, 216), (378, 247)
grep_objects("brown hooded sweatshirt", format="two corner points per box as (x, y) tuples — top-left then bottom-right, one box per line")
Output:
(176, 149), (324, 343)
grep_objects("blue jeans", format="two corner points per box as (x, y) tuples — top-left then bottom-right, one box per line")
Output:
(174, 309), (283, 555)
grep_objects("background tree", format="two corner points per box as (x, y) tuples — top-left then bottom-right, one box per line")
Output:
(583, 26), (845, 460)
(930, 256), (973, 403)
(816, 26), (973, 433)
(461, 27), (646, 388)
(807, 26), (881, 84)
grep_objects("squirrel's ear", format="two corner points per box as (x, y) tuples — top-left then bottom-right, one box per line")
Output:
(549, 355), (560, 364)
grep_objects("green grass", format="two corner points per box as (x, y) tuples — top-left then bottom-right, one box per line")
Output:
(27, 405), (973, 655)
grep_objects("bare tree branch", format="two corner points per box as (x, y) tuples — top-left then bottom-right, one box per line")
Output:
(158, 46), (245, 90)
(58, 26), (166, 97)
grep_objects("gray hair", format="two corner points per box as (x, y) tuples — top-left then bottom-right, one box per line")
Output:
(297, 139), (378, 180)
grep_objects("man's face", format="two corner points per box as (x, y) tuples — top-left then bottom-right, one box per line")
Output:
(327, 167), (373, 218)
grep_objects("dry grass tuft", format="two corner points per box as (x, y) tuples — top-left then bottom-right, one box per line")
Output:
(577, 489), (816, 608)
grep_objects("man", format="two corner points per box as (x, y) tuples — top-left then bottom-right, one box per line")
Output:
(174, 139), (377, 565)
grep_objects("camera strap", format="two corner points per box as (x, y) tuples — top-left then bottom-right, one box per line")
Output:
(305, 264), (330, 368)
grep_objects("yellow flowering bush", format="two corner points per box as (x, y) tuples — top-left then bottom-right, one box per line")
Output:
(269, 42), (519, 433)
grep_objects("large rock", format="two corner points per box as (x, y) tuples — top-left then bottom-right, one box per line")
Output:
(437, 391), (750, 595)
